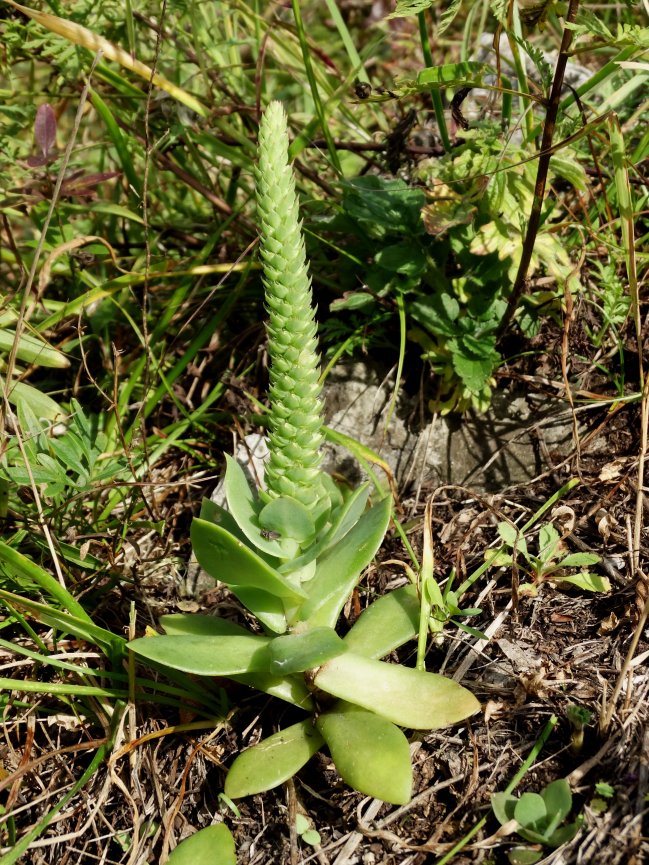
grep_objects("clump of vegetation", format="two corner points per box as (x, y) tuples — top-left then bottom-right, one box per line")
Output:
(130, 101), (479, 814)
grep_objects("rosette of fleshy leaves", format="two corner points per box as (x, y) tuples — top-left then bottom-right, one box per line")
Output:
(129, 101), (479, 807)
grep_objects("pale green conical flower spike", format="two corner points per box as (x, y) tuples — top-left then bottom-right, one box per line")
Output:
(256, 100), (325, 509)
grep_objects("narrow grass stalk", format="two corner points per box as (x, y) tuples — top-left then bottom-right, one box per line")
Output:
(290, 0), (342, 173)
(417, 11), (451, 151)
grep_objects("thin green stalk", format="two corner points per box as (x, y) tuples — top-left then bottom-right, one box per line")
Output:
(508, 2), (534, 139)
(434, 714), (558, 865)
(290, 0), (342, 173)
(324, 0), (368, 83)
(383, 290), (406, 435)
(418, 11), (451, 151)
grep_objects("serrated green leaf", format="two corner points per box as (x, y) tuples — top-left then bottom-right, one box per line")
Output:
(167, 824), (236, 865)
(316, 703), (412, 804)
(438, 0), (464, 34)
(417, 62), (493, 88)
(314, 651), (480, 729)
(128, 633), (272, 675)
(538, 524), (560, 561)
(374, 242), (426, 276)
(225, 720), (324, 798)
(387, 0), (434, 17)
(556, 553), (600, 568)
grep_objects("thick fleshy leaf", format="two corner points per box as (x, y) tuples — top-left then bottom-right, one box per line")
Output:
(191, 518), (306, 601)
(222, 456), (285, 557)
(491, 792), (517, 826)
(160, 614), (253, 638)
(313, 651), (480, 729)
(316, 703), (412, 804)
(269, 627), (347, 675)
(225, 720), (324, 798)
(167, 824), (236, 865)
(343, 584), (420, 658)
(229, 672), (313, 710)
(276, 483), (370, 574)
(541, 779), (572, 824)
(515, 792), (547, 829)
(229, 586), (288, 634)
(258, 496), (315, 543)
(128, 634), (272, 675)
(299, 496), (392, 628)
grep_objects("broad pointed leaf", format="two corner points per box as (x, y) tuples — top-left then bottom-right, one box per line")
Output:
(343, 584), (420, 658)
(277, 483), (370, 574)
(313, 651), (480, 729)
(300, 496), (392, 628)
(316, 703), (412, 804)
(225, 720), (324, 798)
(191, 518), (307, 601)
(128, 633), (272, 675)
(222, 456), (286, 556)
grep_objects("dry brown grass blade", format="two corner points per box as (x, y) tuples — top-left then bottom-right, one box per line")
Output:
(4, 0), (208, 117)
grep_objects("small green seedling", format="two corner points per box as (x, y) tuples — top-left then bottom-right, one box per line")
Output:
(492, 778), (583, 865)
(296, 813), (321, 847)
(129, 101), (479, 811)
(566, 703), (592, 753)
(489, 521), (610, 596)
(590, 781), (615, 814)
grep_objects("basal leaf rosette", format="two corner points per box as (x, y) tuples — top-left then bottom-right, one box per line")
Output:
(256, 100), (326, 511)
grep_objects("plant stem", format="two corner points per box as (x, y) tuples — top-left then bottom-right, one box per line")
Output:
(417, 11), (451, 151)
(497, 0), (580, 338)
(291, 0), (342, 173)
